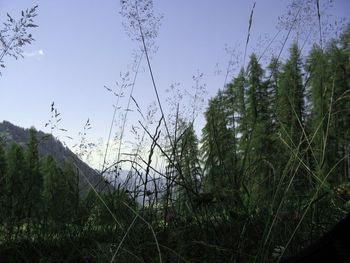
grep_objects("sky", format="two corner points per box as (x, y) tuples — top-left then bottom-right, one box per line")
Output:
(1, 0), (349, 169)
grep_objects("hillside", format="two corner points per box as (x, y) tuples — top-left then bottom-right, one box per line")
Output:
(0, 120), (109, 196)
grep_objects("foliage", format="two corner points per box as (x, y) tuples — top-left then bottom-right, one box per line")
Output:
(1, 2), (350, 263)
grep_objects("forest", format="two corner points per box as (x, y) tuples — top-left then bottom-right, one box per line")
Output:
(0, 0), (350, 262)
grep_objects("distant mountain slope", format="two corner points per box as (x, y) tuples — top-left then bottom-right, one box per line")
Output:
(0, 120), (110, 196)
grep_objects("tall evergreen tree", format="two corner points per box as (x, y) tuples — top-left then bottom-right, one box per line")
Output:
(62, 157), (79, 221)
(266, 56), (282, 125)
(224, 69), (245, 180)
(175, 123), (202, 204)
(246, 53), (264, 127)
(277, 43), (305, 145)
(224, 68), (248, 190)
(306, 44), (330, 180)
(325, 27), (350, 182)
(24, 127), (43, 223)
(42, 154), (65, 224)
(0, 142), (7, 224)
(201, 90), (236, 189)
(239, 54), (265, 174)
(265, 57), (283, 180)
(232, 68), (248, 149)
(5, 143), (26, 236)
(277, 43), (311, 190)
(244, 54), (276, 198)
(0, 142), (6, 181)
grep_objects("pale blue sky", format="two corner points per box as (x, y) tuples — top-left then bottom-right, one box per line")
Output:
(1, 0), (349, 167)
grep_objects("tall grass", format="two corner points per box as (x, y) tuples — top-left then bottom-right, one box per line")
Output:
(1, 1), (349, 262)
(80, 1), (349, 262)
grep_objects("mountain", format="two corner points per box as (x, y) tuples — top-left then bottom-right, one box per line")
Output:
(0, 120), (110, 196)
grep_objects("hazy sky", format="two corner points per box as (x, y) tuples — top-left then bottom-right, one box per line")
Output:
(1, 0), (349, 168)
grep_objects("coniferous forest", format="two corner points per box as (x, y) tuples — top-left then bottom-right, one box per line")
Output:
(1, 1), (350, 262)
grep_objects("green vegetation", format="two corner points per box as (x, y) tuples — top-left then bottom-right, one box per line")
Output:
(1, 1), (350, 262)
(0, 120), (108, 196)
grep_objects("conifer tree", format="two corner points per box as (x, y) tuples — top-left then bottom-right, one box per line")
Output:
(266, 56), (282, 125)
(5, 143), (26, 235)
(277, 43), (305, 145)
(231, 68), (248, 148)
(201, 90), (236, 189)
(24, 127), (43, 223)
(0, 142), (7, 224)
(246, 53), (264, 126)
(224, 69), (245, 180)
(42, 154), (65, 224)
(277, 43), (310, 189)
(62, 157), (79, 221)
(325, 27), (350, 182)
(175, 123), (202, 206)
(244, 53), (276, 197)
(306, 44), (330, 180)
(0, 142), (6, 180)
(237, 55), (263, 176)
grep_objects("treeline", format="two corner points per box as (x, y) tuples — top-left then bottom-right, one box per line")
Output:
(0, 128), (135, 252)
(0, 23), (349, 263)
(159, 24), (350, 261)
(196, 25), (350, 199)
(0, 120), (106, 196)
(0, 127), (80, 239)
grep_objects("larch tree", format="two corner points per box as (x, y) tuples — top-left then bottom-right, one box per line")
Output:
(277, 43), (305, 145)
(42, 154), (65, 225)
(5, 143), (26, 236)
(224, 70), (245, 187)
(62, 157), (79, 222)
(24, 127), (43, 225)
(306, 44), (331, 181)
(201, 90), (236, 189)
(325, 26), (350, 182)
(277, 43), (312, 191)
(244, 53), (275, 199)
(174, 122), (202, 210)
(0, 142), (7, 224)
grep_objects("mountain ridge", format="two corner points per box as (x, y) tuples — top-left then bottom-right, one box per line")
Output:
(0, 120), (109, 196)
